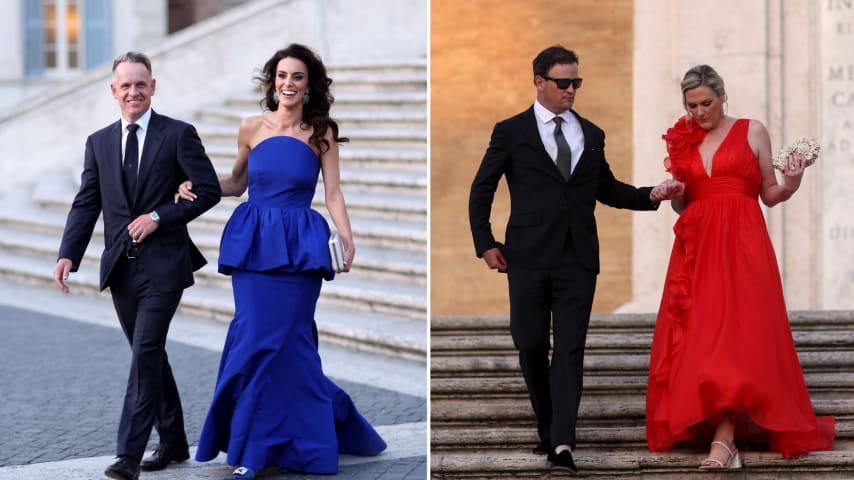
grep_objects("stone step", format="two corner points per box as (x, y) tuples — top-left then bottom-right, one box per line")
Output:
(209, 159), (427, 193)
(0, 220), (426, 286)
(0, 248), (426, 359)
(190, 201), (426, 249)
(225, 90), (427, 111)
(28, 175), (427, 250)
(431, 425), (646, 452)
(430, 450), (854, 479)
(202, 186), (427, 222)
(431, 330), (854, 354)
(325, 70), (426, 92)
(430, 372), (854, 400)
(196, 122), (427, 149)
(431, 311), (854, 334)
(430, 398), (854, 425)
(197, 104), (427, 129)
(0, 224), (425, 317)
(205, 142), (427, 169)
(432, 421), (854, 451)
(5, 180), (427, 278)
(431, 350), (854, 377)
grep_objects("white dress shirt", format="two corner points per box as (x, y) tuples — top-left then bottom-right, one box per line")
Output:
(533, 100), (584, 175)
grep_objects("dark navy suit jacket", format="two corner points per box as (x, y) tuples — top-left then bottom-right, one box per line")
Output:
(59, 110), (221, 292)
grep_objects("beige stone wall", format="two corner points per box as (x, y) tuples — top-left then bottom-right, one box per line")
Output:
(431, 0), (635, 315)
(624, 0), (847, 312)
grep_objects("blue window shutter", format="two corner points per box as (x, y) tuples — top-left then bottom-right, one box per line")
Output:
(23, 0), (44, 76)
(84, 0), (111, 69)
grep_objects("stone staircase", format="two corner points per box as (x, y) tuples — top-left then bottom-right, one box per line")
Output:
(0, 60), (427, 360)
(431, 311), (854, 478)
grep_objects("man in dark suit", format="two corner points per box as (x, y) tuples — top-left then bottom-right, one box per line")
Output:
(52, 52), (221, 480)
(468, 45), (681, 474)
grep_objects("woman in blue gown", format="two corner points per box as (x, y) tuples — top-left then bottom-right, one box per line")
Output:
(187, 44), (387, 479)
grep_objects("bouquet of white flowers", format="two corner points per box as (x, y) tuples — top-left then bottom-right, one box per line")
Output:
(772, 137), (820, 171)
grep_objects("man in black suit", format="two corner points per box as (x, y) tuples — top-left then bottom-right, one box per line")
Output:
(468, 45), (681, 474)
(53, 52), (221, 480)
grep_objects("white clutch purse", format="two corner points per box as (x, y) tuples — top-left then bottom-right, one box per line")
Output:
(772, 137), (820, 171)
(328, 231), (345, 273)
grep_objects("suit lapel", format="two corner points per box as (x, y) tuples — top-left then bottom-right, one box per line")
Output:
(568, 110), (589, 181)
(134, 110), (165, 205)
(522, 108), (566, 183)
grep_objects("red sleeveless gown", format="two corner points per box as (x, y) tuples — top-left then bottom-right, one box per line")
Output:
(645, 118), (835, 458)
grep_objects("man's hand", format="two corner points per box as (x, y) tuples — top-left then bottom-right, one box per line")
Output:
(53, 258), (73, 293)
(481, 247), (507, 272)
(127, 213), (160, 243)
(650, 179), (685, 202)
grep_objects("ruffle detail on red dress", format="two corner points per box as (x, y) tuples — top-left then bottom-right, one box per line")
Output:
(662, 116), (707, 182)
(649, 210), (699, 387)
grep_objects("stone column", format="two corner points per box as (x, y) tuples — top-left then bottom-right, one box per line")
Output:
(819, 1), (854, 308)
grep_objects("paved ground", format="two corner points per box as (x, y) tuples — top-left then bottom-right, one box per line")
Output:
(0, 280), (427, 479)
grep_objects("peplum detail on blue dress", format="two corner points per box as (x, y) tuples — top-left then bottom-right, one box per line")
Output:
(217, 136), (335, 280)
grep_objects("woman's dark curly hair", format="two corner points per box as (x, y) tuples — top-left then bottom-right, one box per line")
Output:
(256, 44), (348, 153)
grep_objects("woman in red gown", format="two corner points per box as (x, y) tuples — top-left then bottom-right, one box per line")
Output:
(645, 64), (835, 469)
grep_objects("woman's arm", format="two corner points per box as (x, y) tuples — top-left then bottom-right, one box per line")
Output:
(218, 116), (256, 197)
(176, 116), (256, 201)
(319, 129), (355, 272)
(750, 120), (806, 207)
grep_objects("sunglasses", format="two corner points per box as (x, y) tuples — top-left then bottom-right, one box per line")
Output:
(541, 76), (583, 90)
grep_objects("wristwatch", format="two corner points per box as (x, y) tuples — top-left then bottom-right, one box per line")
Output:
(150, 211), (160, 223)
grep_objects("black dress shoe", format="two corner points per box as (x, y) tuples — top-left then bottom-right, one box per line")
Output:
(532, 439), (551, 455)
(546, 449), (577, 475)
(140, 443), (190, 471)
(105, 456), (140, 480)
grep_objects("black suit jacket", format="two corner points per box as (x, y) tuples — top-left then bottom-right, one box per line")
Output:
(59, 110), (221, 292)
(469, 107), (657, 273)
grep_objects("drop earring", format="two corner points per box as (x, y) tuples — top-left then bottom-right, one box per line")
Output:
(271, 90), (279, 106)
(303, 90), (310, 105)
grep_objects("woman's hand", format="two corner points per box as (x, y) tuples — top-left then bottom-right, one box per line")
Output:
(174, 180), (196, 203)
(781, 151), (806, 194)
(650, 179), (685, 202)
(342, 238), (355, 273)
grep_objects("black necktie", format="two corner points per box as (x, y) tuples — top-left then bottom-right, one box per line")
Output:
(124, 124), (140, 201)
(553, 116), (571, 181)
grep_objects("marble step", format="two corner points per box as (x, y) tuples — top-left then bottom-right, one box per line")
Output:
(325, 70), (426, 92)
(225, 90), (427, 111)
(196, 122), (427, 149)
(431, 330), (854, 354)
(191, 201), (426, 249)
(197, 104), (426, 129)
(0, 225), (425, 318)
(205, 142), (427, 169)
(431, 311), (854, 334)
(432, 421), (854, 451)
(28, 175), (427, 250)
(430, 372), (854, 400)
(430, 398), (854, 425)
(0, 220), (425, 287)
(431, 350), (854, 377)
(430, 450), (854, 479)
(207, 157), (427, 193)
(206, 186), (427, 221)
(0, 249), (426, 359)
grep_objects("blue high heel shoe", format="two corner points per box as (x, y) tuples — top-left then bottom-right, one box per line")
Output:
(233, 466), (256, 479)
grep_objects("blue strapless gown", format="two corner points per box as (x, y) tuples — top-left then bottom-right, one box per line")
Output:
(195, 137), (387, 474)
